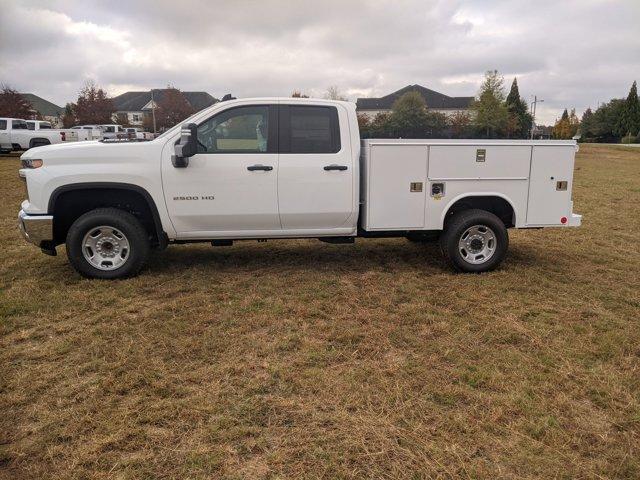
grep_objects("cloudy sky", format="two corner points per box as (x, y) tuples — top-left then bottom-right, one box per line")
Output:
(1, 0), (639, 124)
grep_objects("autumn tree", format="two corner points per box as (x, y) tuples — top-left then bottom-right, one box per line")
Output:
(74, 80), (115, 124)
(552, 108), (580, 139)
(472, 70), (508, 138)
(155, 87), (195, 130)
(449, 111), (472, 138)
(0, 84), (33, 118)
(505, 78), (532, 138)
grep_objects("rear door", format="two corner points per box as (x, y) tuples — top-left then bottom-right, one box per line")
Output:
(526, 145), (575, 225)
(277, 104), (354, 230)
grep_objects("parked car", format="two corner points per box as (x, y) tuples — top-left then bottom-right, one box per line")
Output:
(0, 117), (79, 152)
(17, 98), (581, 279)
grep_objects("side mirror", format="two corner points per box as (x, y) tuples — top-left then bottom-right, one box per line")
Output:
(172, 123), (198, 168)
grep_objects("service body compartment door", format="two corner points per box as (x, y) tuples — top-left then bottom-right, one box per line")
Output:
(365, 145), (427, 230)
(429, 145), (531, 179)
(527, 146), (575, 225)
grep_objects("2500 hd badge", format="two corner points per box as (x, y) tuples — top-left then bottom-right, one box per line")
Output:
(173, 195), (215, 201)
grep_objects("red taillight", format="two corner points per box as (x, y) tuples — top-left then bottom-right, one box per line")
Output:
(61, 132), (66, 141)
(561, 216), (567, 224)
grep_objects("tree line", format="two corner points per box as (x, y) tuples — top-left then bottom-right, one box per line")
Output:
(357, 70), (533, 139)
(2, 76), (638, 142)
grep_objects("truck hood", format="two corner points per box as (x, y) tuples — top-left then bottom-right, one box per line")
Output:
(21, 139), (161, 162)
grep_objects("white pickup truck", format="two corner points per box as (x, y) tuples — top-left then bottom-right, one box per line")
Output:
(1, 118), (81, 152)
(26, 119), (101, 142)
(17, 98), (581, 279)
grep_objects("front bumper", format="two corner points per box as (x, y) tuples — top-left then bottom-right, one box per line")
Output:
(18, 209), (54, 247)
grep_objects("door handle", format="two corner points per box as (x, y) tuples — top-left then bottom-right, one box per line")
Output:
(323, 164), (348, 171)
(247, 164), (273, 171)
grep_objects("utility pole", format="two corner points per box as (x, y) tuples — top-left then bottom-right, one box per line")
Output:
(151, 89), (157, 135)
(530, 96), (544, 139)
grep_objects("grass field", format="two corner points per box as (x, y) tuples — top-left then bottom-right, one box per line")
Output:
(1, 145), (639, 479)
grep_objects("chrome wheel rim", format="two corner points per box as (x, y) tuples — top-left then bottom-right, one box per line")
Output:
(82, 225), (130, 271)
(458, 225), (496, 265)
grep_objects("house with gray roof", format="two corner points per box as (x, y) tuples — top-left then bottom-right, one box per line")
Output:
(20, 93), (65, 127)
(356, 85), (474, 118)
(111, 89), (218, 126)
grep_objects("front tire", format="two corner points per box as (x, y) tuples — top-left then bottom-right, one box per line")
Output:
(66, 208), (150, 279)
(440, 209), (508, 273)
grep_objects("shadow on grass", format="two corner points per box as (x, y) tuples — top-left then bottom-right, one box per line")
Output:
(145, 238), (445, 274)
(140, 237), (553, 276)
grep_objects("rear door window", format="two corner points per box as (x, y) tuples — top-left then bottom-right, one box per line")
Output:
(0, 120), (6, 130)
(12, 120), (28, 129)
(280, 106), (341, 154)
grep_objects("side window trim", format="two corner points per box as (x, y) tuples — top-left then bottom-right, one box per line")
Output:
(196, 104), (278, 154)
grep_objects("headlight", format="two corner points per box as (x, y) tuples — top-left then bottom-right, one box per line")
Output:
(21, 158), (43, 169)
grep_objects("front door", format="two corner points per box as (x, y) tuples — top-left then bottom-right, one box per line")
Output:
(161, 104), (280, 237)
(277, 104), (354, 230)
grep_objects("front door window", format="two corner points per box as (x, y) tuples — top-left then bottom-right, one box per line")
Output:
(197, 106), (270, 154)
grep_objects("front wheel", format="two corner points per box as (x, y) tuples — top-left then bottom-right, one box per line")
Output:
(66, 208), (150, 279)
(440, 209), (508, 273)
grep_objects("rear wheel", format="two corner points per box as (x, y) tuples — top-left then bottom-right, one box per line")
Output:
(440, 209), (508, 273)
(66, 208), (150, 279)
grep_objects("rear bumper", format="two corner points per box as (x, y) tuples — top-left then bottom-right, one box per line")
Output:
(18, 209), (54, 247)
(567, 212), (582, 227)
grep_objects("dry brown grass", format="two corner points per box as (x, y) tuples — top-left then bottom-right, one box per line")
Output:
(1, 145), (639, 479)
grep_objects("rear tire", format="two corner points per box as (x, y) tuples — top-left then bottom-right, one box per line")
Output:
(440, 209), (508, 273)
(66, 208), (150, 279)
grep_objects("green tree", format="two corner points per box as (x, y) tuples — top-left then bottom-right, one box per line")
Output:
(579, 108), (594, 139)
(505, 78), (532, 138)
(388, 91), (429, 138)
(472, 70), (508, 138)
(621, 81), (640, 139)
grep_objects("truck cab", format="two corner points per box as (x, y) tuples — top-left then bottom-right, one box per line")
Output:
(17, 97), (581, 279)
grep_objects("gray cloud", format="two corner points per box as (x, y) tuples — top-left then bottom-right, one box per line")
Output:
(1, 0), (639, 124)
